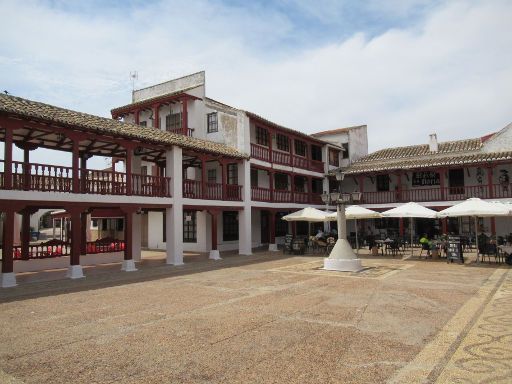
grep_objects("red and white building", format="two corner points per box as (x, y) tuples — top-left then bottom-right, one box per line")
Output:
(0, 72), (368, 287)
(339, 129), (512, 239)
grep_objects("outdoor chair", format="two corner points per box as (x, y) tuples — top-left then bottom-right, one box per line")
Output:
(480, 243), (498, 263)
(292, 238), (306, 255)
(419, 243), (431, 259)
(283, 234), (294, 254)
(317, 239), (328, 254)
(388, 240), (402, 257)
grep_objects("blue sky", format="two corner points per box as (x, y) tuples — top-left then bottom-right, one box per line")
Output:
(1, 0), (511, 167)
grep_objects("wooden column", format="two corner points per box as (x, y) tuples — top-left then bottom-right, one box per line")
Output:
(442, 218), (448, 235)
(487, 166), (494, 198)
(220, 160), (226, 200)
(201, 156), (206, 199)
(153, 104), (160, 129)
(269, 170), (274, 201)
(4, 128), (13, 190)
(395, 172), (402, 202)
(80, 212), (88, 256)
(20, 209), (31, 260)
(124, 211), (133, 261)
(134, 109), (140, 125)
(126, 146), (133, 196)
(69, 209), (82, 266)
(268, 129), (273, 164)
(399, 218), (404, 237)
(307, 176), (312, 204)
(490, 218), (496, 237)
(72, 139), (80, 193)
(210, 210), (219, 251)
(23, 149), (30, 191)
(182, 98), (188, 136)
(269, 210), (276, 244)
(2, 208), (15, 273)
(80, 154), (88, 192)
(439, 168), (446, 200)
(290, 173), (294, 203)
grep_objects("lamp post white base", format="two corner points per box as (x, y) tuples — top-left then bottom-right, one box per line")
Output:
(66, 265), (84, 279)
(323, 238), (363, 272)
(209, 250), (222, 260)
(1, 272), (17, 288)
(268, 243), (279, 252)
(324, 258), (363, 272)
(121, 260), (138, 272)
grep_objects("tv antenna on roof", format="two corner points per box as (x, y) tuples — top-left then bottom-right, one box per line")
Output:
(129, 71), (138, 91)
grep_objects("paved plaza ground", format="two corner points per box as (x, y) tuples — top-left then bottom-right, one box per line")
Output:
(0, 250), (511, 383)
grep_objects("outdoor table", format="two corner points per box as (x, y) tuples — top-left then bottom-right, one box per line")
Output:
(375, 239), (393, 255)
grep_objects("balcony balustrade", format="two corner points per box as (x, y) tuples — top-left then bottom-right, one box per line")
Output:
(183, 179), (242, 201)
(250, 143), (325, 173)
(166, 127), (194, 137)
(361, 184), (511, 204)
(0, 160), (171, 197)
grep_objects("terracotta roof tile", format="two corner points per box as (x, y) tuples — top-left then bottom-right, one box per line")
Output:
(0, 94), (248, 159)
(110, 86), (200, 115)
(343, 150), (511, 175)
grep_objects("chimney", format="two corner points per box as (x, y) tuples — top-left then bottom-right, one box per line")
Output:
(429, 133), (438, 152)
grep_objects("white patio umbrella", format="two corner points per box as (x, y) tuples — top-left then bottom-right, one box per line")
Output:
(281, 207), (330, 222)
(282, 207), (331, 237)
(326, 206), (381, 254)
(437, 198), (511, 262)
(381, 202), (438, 257)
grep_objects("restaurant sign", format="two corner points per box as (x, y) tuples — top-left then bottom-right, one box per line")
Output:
(412, 171), (440, 187)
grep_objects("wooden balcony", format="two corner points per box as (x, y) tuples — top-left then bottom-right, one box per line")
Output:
(183, 179), (242, 201)
(166, 127), (194, 137)
(361, 184), (511, 204)
(250, 143), (325, 173)
(0, 160), (172, 197)
(251, 186), (324, 204)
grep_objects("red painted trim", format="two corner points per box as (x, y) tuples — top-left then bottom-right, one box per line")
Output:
(4, 127), (13, 190)
(124, 212), (133, 260)
(126, 147), (133, 195)
(69, 209), (81, 266)
(487, 166), (494, 198)
(209, 210), (218, 251)
(153, 104), (160, 129)
(2, 209), (15, 273)
(80, 213), (88, 255)
(72, 140), (80, 193)
(21, 210), (31, 260)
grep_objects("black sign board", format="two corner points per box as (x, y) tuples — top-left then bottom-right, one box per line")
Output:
(447, 235), (463, 263)
(412, 171), (440, 187)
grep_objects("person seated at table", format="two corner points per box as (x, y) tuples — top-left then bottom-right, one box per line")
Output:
(315, 228), (325, 240)
(419, 234), (432, 257)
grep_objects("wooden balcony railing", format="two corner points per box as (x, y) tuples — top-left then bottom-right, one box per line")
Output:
(183, 179), (242, 201)
(294, 191), (309, 204)
(251, 143), (270, 162)
(250, 144), (325, 173)
(361, 184), (511, 204)
(251, 186), (271, 201)
(167, 127), (194, 137)
(274, 189), (292, 203)
(272, 151), (291, 166)
(0, 160), (171, 198)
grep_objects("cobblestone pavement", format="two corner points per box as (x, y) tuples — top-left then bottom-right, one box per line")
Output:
(0, 251), (510, 383)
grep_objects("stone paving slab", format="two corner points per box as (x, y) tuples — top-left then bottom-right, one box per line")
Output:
(0, 252), (510, 383)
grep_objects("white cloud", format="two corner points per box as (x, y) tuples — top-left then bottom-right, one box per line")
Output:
(0, 0), (511, 163)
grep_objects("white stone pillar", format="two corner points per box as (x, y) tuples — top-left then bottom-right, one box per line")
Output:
(132, 212), (142, 261)
(238, 159), (252, 255)
(166, 146), (184, 265)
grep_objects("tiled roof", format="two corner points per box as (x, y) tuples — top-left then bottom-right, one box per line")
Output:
(0, 94), (248, 159)
(358, 138), (484, 163)
(343, 151), (512, 174)
(110, 86), (200, 115)
(244, 111), (335, 146)
(311, 125), (366, 137)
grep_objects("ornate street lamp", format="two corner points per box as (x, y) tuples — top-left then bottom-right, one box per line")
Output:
(321, 170), (363, 272)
